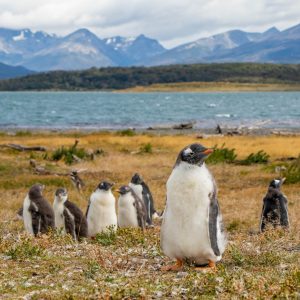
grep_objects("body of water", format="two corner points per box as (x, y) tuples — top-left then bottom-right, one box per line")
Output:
(0, 91), (299, 130)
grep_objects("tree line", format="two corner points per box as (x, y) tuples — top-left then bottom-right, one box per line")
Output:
(0, 63), (299, 91)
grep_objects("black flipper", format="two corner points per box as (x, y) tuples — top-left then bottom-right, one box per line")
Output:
(65, 200), (88, 240)
(278, 194), (289, 228)
(131, 190), (147, 230)
(63, 208), (76, 240)
(208, 189), (221, 257)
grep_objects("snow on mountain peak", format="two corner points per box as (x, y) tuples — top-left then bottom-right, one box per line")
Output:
(13, 31), (26, 41)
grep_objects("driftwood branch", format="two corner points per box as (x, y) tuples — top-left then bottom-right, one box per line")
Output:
(3, 143), (47, 152)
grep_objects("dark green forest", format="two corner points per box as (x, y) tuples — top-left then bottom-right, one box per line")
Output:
(0, 63), (299, 91)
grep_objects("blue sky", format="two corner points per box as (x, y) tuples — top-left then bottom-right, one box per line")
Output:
(0, 0), (299, 48)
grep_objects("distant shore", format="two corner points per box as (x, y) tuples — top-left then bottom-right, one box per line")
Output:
(119, 82), (300, 92)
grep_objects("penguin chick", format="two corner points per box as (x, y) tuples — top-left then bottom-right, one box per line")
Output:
(160, 143), (227, 271)
(260, 178), (289, 232)
(129, 173), (158, 226)
(23, 184), (55, 236)
(86, 181), (117, 237)
(53, 188), (88, 241)
(117, 185), (147, 230)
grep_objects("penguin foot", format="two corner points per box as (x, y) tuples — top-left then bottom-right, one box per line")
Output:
(194, 260), (216, 272)
(161, 259), (183, 272)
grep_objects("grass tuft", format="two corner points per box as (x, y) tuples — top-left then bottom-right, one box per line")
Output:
(239, 150), (270, 165)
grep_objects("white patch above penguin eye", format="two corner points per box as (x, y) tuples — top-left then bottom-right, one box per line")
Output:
(274, 179), (280, 185)
(183, 148), (193, 156)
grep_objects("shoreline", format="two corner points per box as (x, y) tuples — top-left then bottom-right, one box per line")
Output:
(1, 126), (300, 136)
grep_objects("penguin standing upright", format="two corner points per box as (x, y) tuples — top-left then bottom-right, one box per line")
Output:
(23, 184), (55, 236)
(260, 178), (289, 232)
(53, 188), (88, 241)
(160, 144), (227, 271)
(129, 173), (157, 226)
(117, 185), (147, 230)
(86, 181), (117, 236)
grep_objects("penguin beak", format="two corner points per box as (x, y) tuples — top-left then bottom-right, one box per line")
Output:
(202, 148), (214, 155)
(116, 189), (121, 193)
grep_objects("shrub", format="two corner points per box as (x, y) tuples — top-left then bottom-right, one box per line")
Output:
(51, 140), (89, 165)
(206, 144), (237, 164)
(139, 143), (153, 154)
(283, 155), (300, 183)
(239, 150), (270, 165)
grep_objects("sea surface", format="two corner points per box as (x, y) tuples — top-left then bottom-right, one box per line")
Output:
(0, 91), (299, 130)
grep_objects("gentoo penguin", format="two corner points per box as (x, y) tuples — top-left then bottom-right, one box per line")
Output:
(23, 184), (55, 236)
(260, 178), (289, 232)
(86, 181), (117, 236)
(129, 173), (158, 226)
(160, 143), (227, 271)
(117, 185), (147, 230)
(53, 188), (88, 241)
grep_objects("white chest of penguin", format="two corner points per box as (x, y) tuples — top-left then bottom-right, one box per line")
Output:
(53, 199), (66, 230)
(87, 190), (117, 236)
(162, 162), (215, 262)
(23, 195), (34, 234)
(118, 193), (139, 227)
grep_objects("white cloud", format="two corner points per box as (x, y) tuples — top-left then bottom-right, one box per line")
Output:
(0, 0), (299, 48)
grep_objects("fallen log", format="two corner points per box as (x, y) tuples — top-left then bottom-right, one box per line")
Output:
(4, 143), (47, 152)
(172, 122), (194, 130)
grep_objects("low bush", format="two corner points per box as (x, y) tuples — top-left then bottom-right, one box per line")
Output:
(206, 144), (237, 164)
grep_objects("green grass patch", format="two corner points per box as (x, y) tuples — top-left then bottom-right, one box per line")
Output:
(94, 227), (117, 246)
(117, 129), (136, 136)
(4, 239), (45, 260)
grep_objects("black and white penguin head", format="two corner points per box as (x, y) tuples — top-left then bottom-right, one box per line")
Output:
(177, 143), (213, 166)
(117, 185), (132, 195)
(269, 178), (285, 189)
(131, 173), (143, 185)
(96, 181), (114, 192)
(28, 183), (45, 198)
(55, 188), (68, 202)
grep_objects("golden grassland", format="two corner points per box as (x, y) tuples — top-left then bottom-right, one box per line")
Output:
(119, 81), (300, 92)
(0, 132), (299, 299)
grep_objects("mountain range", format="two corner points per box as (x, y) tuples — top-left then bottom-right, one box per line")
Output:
(0, 23), (299, 74)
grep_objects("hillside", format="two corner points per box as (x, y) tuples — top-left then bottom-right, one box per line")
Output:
(0, 63), (299, 91)
(0, 62), (34, 79)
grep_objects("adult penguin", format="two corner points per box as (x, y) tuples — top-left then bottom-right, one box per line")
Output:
(160, 144), (227, 271)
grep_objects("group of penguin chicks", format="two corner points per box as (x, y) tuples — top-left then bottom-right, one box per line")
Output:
(19, 143), (290, 271)
(21, 173), (157, 242)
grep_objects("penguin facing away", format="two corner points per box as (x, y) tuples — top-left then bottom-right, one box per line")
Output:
(160, 143), (227, 271)
(117, 185), (147, 230)
(260, 178), (289, 232)
(23, 184), (55, 236)
(86, 181), (117, 237)
(53, 188), (88, 241)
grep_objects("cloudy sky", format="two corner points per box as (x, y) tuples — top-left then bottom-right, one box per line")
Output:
(0, 0), (299, 48)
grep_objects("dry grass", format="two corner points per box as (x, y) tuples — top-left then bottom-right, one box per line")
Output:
(119, 81), (300, 92)
(0, 132), (299, 299)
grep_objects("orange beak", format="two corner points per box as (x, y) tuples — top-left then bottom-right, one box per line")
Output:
(202, 148), (214, 155)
